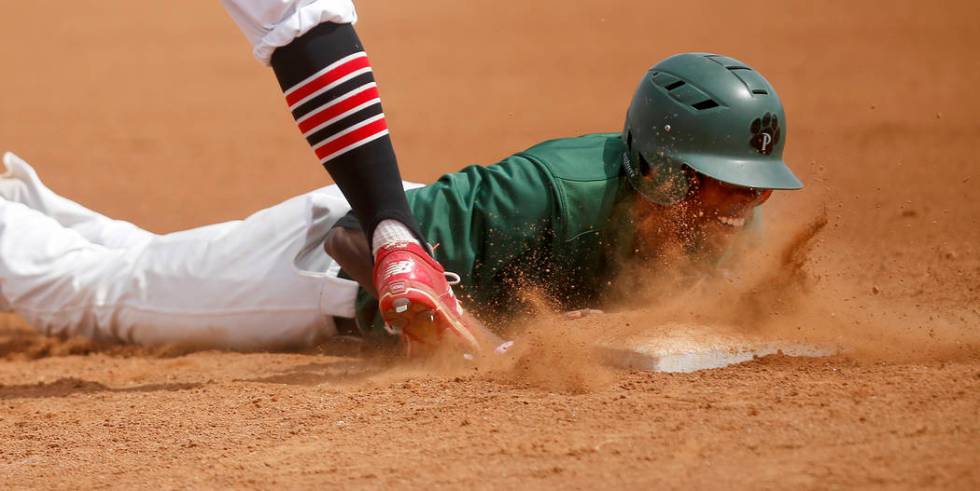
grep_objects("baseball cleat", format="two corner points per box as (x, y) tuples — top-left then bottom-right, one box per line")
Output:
(373, 241), (484, 356)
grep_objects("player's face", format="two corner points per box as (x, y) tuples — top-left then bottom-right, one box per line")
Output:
(631, 170), (772, 256)
(686, 172), (773, 230)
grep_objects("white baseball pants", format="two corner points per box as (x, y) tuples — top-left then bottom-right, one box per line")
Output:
(0, 152), (369, 350)
(220, 0), (358, 64)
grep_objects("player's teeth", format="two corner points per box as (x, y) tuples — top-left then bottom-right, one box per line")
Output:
(717, 216), (745, 227)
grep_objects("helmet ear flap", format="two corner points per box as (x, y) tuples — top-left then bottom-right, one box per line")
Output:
(642, 153), (691, 206)
(622, 145), (692, 206)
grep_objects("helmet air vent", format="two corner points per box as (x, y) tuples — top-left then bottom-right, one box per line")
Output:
(704, 54), (750, 70)
(651, 72), (682, 89)
(703, 55), (774, 97)
(692, 99), (720, 110)
(651, 70), (722, 110)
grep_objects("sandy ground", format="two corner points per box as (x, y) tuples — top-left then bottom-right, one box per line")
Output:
(1, 0), (978, 488)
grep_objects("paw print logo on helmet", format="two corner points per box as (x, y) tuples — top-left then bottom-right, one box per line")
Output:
(750, 112), (781, 156)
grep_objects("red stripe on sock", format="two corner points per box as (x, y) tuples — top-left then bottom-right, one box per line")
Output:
(315, 118), (388, 162)
(286, 55), (372, 108)
(297, 85), (381, 134)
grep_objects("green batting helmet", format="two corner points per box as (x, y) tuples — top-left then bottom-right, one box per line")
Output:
(622, 53), (803, 205)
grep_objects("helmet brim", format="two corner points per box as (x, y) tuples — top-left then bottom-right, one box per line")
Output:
(676, 153), (804, 190)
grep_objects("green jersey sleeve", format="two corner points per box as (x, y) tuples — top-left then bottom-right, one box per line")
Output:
(405, 155), (559, 313)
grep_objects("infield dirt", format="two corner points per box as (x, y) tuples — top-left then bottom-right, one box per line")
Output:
(1, 1), (978, 488)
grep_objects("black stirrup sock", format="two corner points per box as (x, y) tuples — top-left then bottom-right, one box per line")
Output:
(270, 22), (423, 246)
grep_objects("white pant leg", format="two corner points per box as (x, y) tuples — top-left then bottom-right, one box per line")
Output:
(220, 0), (358, 64)
(0, 197), (132, 341)
(0, 154), (420, 350)
(116, 192), (357, 350)
(1, 152), (155, 250)
(0, 184), (363, 350)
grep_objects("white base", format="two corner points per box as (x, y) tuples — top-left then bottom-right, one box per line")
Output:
(600, 324), (836, 373)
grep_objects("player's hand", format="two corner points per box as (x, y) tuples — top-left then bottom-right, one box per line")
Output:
(324, 226), (376, 296)
(454, 309), (513, 355)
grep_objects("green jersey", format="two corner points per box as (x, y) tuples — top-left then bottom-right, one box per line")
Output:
(355, 133), (634, 332)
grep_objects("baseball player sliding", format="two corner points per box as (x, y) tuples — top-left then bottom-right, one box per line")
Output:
(219, 2), (483, 351)
(0, 54), (802, 354)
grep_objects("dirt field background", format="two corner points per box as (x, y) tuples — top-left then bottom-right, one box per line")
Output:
(1, 1), (978, 488)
